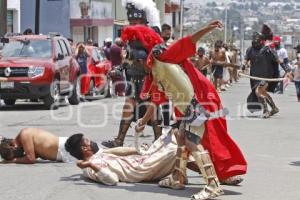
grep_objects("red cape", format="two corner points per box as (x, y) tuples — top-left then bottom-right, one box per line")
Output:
(146, 36), (247, 179)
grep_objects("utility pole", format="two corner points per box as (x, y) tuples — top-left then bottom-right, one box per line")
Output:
(239, 20), (244, 63)
(224, 4), (228, 43)
(0, 0), (7, 37)
(179, 0), (184, 38)
(35, 0), (40, 34)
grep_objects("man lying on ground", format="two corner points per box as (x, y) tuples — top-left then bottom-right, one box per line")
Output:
(66, 130), (243, 186)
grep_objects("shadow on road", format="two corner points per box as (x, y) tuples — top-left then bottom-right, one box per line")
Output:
(0, 103), (69, 111)
(60, 174), (242, 198)
(290, 161), (300, 166)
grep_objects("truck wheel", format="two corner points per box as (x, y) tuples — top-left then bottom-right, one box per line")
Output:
(44, 79), (60, 110)
(68, 77), (80, 105)
(4, 99), (16, 106)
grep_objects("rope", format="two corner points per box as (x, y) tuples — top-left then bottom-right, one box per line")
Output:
(134, 130), (165, 156)
(134, 127), (173, 156)
(238, 72), (287, 82)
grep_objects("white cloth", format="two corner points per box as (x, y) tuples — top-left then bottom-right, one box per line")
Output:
(83, 133), (178, 185)
(277, 47), (288, 77)
(56, 137), (76, 162)
(277, 48), (288, 62)
(223, 51), (231, 82)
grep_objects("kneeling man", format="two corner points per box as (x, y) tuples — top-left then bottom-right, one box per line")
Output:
(0, 128), (76, 163)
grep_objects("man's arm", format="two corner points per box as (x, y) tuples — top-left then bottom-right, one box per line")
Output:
(77, 160), (99, 172)
(78, 160), (119, 185)
(17, 130), (36, 163)
(102, 147), (138, 156)
(1, 156), (35, 164)
(190, 21), (223, 44)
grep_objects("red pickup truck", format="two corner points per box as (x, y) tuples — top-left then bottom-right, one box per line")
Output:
(0, 34), (81, 109)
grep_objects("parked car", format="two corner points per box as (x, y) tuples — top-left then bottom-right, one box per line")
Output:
(80, 46), (112, 99)
(0, 34), (80, 109)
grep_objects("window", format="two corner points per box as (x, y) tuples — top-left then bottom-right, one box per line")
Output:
(2, 40), (52, 58)
(62, 40), (71, 56)
(7, 10), (13, 33)
(58, 40), (69, 57)
(55, 40), (63, 58)
(172, 12), (176, 28)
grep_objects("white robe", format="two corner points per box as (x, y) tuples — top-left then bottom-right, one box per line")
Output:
(83, 134), (177, 185)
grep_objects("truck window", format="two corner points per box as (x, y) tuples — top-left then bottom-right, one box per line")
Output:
(59, 40), (69, 57)
(55, 40), (63, 58)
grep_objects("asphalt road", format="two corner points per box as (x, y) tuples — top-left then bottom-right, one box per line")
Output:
(0, 78), (299, 200)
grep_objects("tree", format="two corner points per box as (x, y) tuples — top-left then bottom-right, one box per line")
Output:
(206, 2), (217, 7)
(211, 2), (217, 7)
(283, 4), (293, 11)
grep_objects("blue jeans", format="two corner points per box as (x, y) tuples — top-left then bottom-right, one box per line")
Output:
(295, 81), (300, 100)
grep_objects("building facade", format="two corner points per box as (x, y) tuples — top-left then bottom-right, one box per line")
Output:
(21, 0), (71, 36)
(70, 0), (114, 44)
(7, 0), (20, 33)
(20, 0), (114, 44)
(20, 0), (168, 44)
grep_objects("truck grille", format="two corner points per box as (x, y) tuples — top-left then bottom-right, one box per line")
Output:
(0, 67), (29, 77)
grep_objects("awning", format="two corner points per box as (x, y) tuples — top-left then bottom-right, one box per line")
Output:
(114, 19), (129, 26)
(70, 18), (114, 27)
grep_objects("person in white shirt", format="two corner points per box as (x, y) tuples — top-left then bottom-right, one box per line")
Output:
(273, 35), (289, 94)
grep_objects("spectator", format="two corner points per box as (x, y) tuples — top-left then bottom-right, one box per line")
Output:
(193, 47), (210, 77)
(230, 46), (239, 82)
(161, 23), (174, 46)
(273, 35), (289, 94)
(223, 43), (232, 88)
(23, 28), (33, 35)
(86, 39), (93, 46)
(103, 38), (112, 60)
(75, 43), (89, 74)
(209, 40), (227, 92)
(292, 54), (300, 102)
(109, 38), (125, 96)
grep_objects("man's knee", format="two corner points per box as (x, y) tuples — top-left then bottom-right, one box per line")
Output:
(185, 140), (198, 152)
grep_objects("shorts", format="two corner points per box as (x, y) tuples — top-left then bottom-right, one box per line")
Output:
(56, 137), (76, 162)
(212, 65), (223, 79)
(250, 79), (278, 93)
(125, 76), (144, 100)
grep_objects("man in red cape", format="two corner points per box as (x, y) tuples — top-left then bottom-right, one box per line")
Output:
(122, 21), (247, 200)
